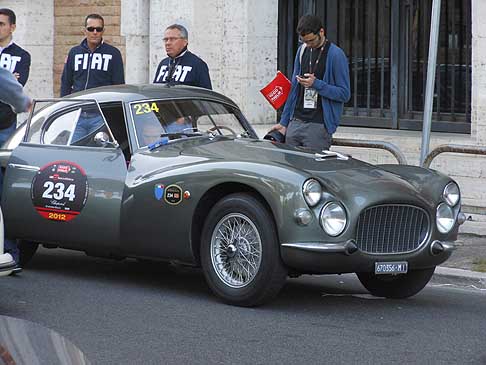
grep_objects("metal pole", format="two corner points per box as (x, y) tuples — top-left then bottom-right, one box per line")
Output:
(420, 0), (441, 166)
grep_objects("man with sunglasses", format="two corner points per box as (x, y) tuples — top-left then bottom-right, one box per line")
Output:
(153, 24), (212, 89)
(61, 14), (124, 144)
(61, 13), (124, 97)
(269, 15), (350, 151)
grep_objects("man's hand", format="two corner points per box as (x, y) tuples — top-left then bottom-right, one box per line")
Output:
(269, 123), (287, 135)
(26, 98), (33, 113)
(296, 73), (316, 88)
(13, 72), (20, 80)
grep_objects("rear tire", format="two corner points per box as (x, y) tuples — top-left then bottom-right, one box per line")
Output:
(356, 267), (435, 299)
(201, 193), (287, 307)
(18, 240), (39, 267)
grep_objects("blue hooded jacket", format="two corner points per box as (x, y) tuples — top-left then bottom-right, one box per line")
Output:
(61, 39), (125, 96)
(153, 49), (212, 90)
(280, 43), (351, 134)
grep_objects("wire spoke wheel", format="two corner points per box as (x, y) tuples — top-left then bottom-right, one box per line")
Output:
(201, 193), (287, 306)
(210, 213), (262, 288)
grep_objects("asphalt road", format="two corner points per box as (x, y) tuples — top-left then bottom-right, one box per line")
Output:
(1, 248), (485, 365)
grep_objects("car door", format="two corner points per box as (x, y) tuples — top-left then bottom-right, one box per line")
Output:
(2, 100), (127, 251)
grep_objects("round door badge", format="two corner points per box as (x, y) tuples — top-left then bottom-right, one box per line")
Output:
(164, 184), (183, 205)
(31, 161), (89, 222)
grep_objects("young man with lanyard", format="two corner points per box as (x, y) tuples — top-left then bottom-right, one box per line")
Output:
(0, 8), (30, 146)
(153, 24), (212, 89)
(270, 15), (350, 151)
(0, 8), (31, 274)
(61, 14), (125, 142)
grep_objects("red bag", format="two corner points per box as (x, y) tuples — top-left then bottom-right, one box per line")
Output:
(260, 71), (291, 110)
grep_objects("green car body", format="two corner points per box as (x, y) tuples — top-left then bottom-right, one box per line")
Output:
(0, 84), (463, 306)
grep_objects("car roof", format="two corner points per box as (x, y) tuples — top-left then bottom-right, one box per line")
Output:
(67, 84), (240, 109)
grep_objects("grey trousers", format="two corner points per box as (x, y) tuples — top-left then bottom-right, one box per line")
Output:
(285, 118), (332, 152)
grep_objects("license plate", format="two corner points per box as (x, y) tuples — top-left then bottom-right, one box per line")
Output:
(374, 261), (408, 275)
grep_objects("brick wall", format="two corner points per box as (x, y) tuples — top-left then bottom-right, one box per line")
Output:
(53, 0), (125, 96)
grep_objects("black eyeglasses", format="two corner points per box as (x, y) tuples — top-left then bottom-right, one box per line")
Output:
(86, 26), (104, 32)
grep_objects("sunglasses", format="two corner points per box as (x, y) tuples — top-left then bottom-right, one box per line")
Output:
(86, 26), (104, 32)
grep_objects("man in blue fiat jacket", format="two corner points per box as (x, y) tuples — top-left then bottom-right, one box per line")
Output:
(153, 24), (212, 90)
(61, 14), (125, 143)
(270, 15), (350, 152)
(61, 13), (125, 96)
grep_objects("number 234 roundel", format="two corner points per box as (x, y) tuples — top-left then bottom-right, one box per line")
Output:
(31, 161), (89, 222)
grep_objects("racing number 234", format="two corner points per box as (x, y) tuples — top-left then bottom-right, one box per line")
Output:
(133, 102), (160, 115)
(42, 181), (76, 201)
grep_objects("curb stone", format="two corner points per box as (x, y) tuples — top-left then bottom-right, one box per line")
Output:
(432, 266), (486, 290)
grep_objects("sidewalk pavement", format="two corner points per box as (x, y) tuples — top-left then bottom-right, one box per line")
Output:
(432, 216), (486, 290)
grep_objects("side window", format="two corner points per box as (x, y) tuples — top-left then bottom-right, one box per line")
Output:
(26, 101), (114, 147)
(69, 104), (108, 146)
(42, 108), (81, 145)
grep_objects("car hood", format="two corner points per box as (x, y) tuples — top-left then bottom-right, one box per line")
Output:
(178, 138), (440, 207)
(180, 138), (370, 171)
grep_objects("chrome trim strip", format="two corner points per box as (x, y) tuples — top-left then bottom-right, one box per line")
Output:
(8, 163), (40, 171)
(440, 241), (456, 251)
(281, 242), (348, 253)
(315, 150), (349, 161)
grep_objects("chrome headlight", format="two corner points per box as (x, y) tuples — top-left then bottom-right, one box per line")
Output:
(436, 203), (455, 233)
(302, 179), (322, 207)
(320, 202), (347, 236)
(443, 182), (460, 207)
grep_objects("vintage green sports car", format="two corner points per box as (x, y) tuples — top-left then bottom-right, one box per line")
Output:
(0, 84), (464, 306)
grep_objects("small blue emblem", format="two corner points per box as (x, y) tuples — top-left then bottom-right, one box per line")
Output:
(154, 184), (164, 200)
(148, 137), (169, 151)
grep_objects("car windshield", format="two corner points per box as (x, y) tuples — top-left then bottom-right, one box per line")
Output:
(130, 99), (252, 148)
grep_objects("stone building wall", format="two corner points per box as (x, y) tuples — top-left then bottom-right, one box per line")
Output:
(0, 0), (54, 100)
(472, 0), (486, 147)
(146, 0), (278, 124)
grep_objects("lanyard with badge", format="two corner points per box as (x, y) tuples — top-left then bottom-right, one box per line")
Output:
(303, 41), (326, 109)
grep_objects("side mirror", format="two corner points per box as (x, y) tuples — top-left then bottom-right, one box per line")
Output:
(94, 131), (118, 148)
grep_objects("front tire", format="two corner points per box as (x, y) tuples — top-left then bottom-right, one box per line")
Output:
(201, 193), (287, 307)
(356, 267), (435, 299)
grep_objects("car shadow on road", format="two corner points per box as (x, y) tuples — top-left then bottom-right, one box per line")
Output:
(23, 248), (445, 311)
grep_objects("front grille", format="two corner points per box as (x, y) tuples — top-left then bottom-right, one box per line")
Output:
(355, 205), (429, 254)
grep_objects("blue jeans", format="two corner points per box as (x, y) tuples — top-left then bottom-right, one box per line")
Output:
(0, 122), (19, 264)
(71, 113), (103, 143)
